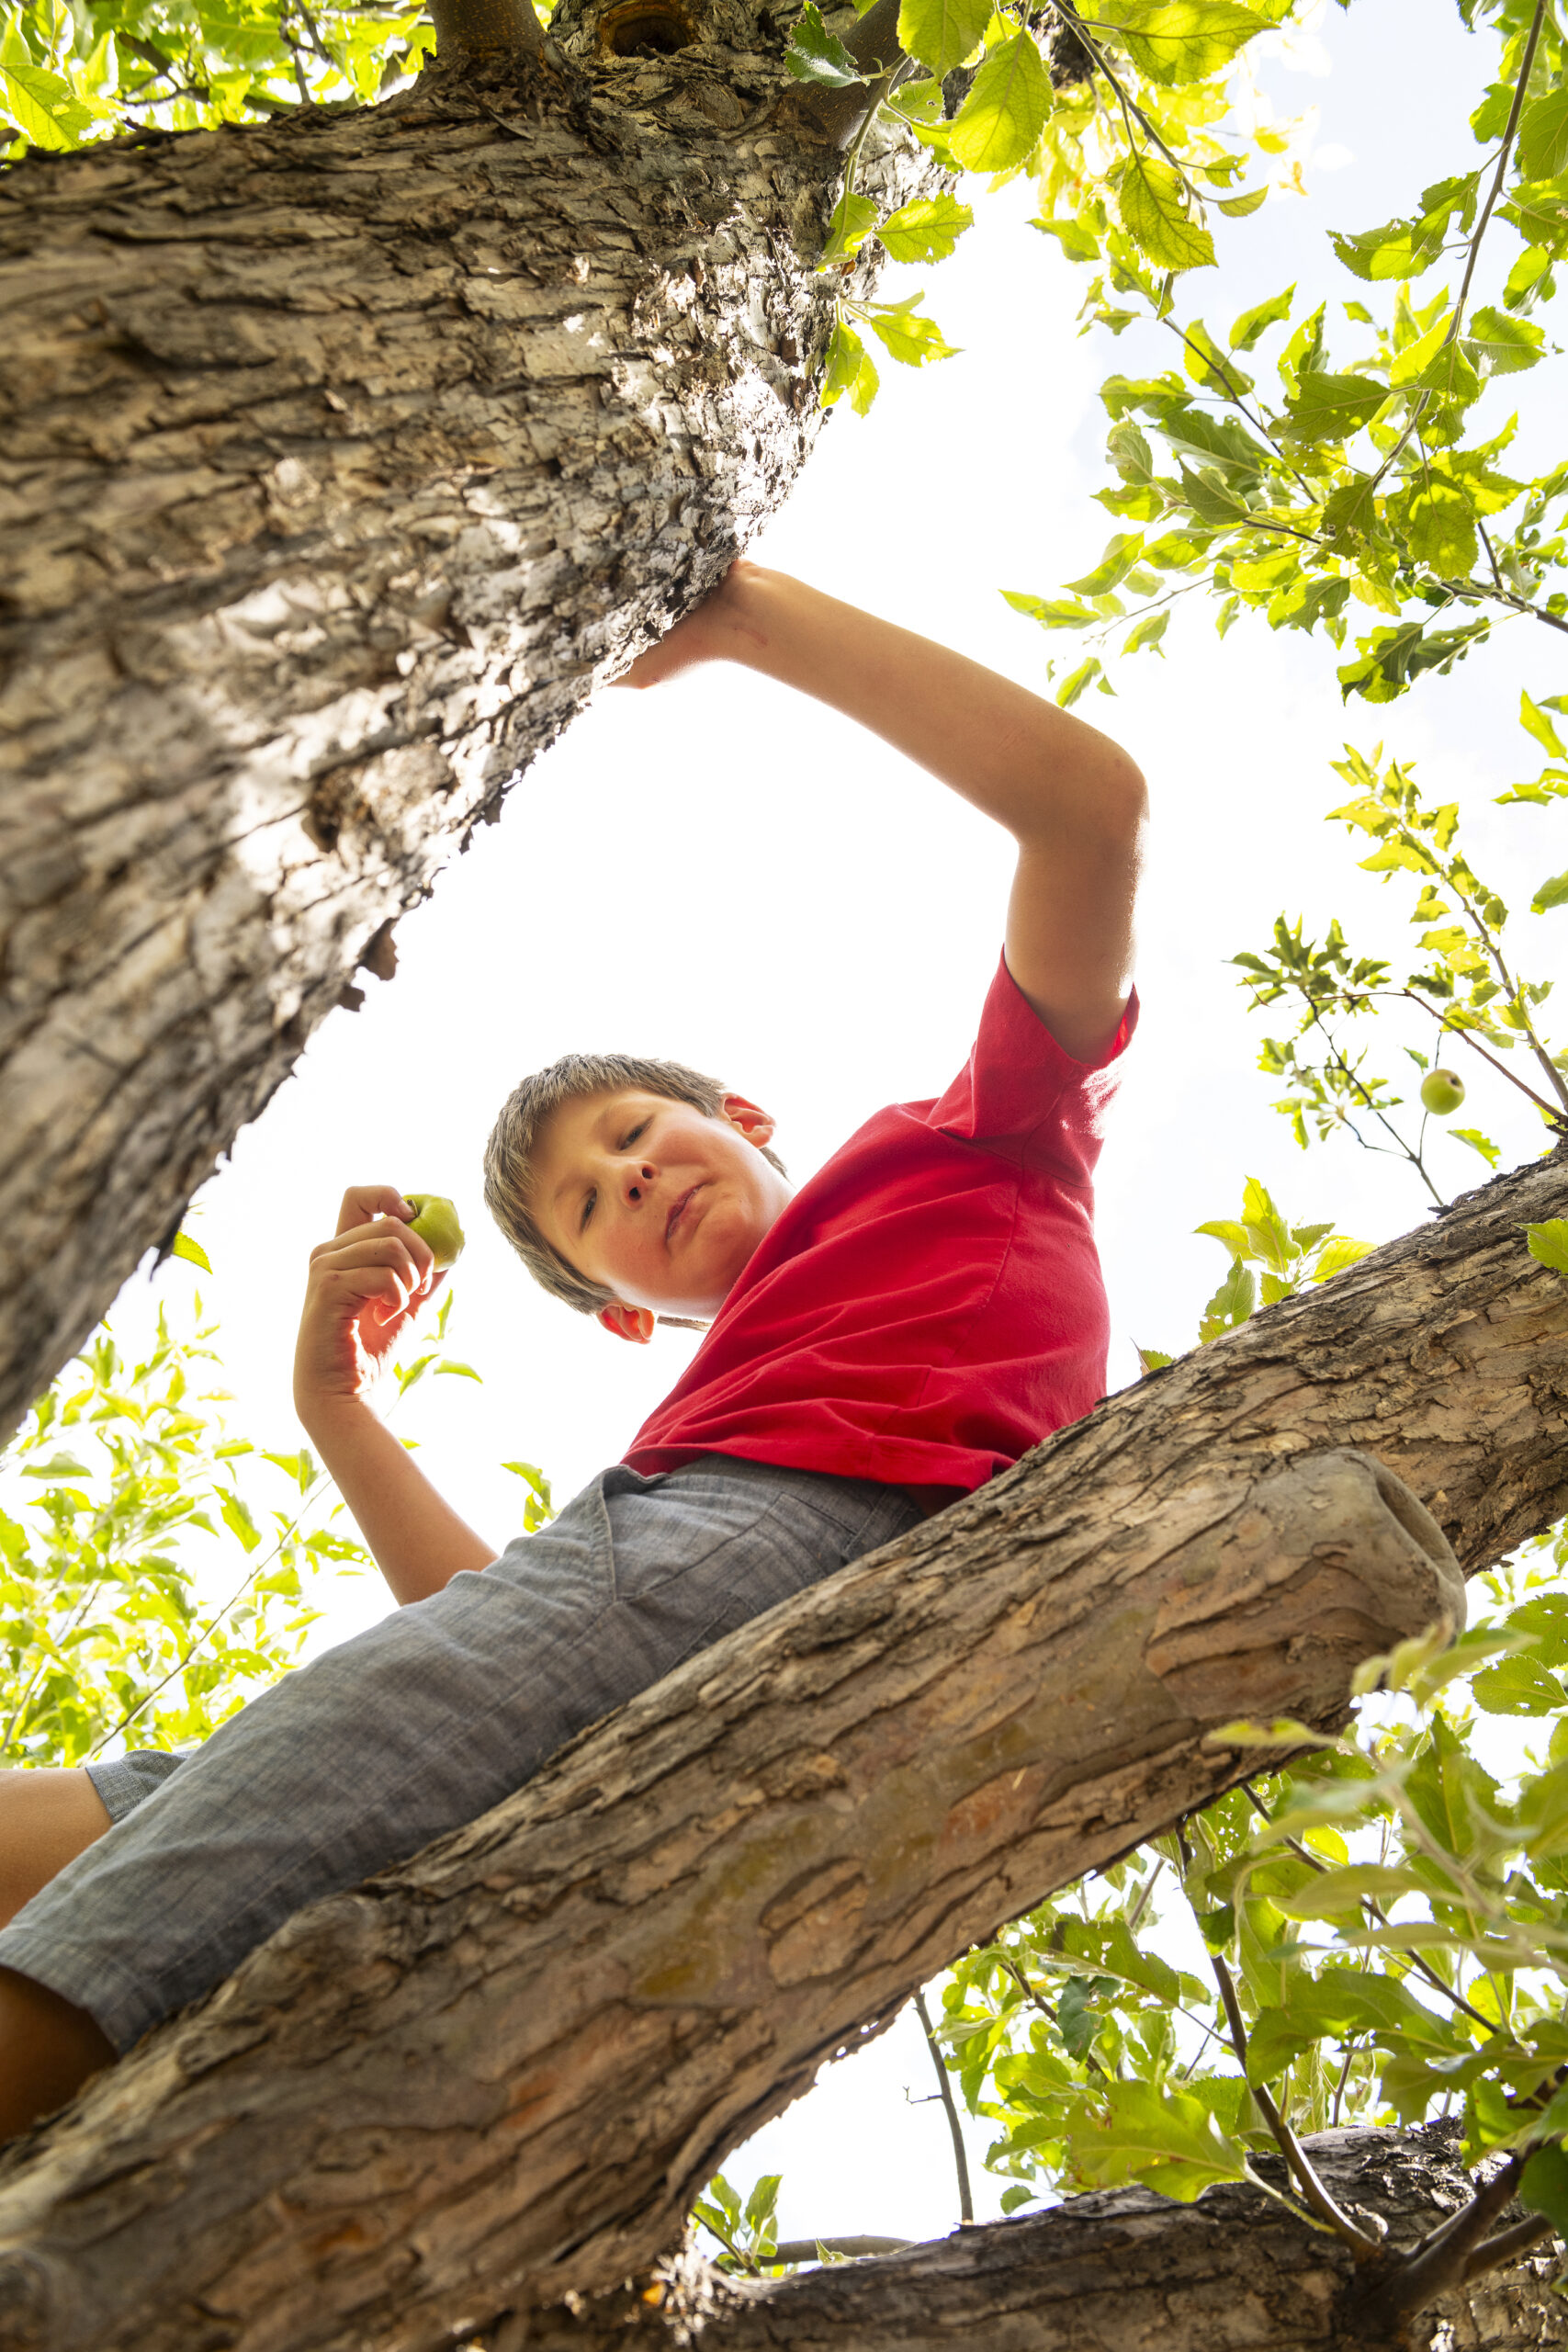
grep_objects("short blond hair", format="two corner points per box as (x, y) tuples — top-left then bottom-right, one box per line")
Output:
(483, 1053), (785, 1315)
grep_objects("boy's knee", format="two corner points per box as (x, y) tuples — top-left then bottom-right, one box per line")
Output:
(0, 1767), (111, 1930)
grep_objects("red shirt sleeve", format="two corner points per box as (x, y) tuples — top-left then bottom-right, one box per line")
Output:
(927, 951), (1139, 1180)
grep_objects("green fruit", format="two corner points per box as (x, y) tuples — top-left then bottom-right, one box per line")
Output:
(1419, 1069), (1466, 1117)
(404, 1193), (466, 1269)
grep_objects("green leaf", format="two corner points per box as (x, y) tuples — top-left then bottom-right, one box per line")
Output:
(1521, 2143), (1568, 2236)
(1216, 184), (1268, 218)
(1526, 1220), (1568, 1277)
(1055, 657), (1104, 709)
(1230, 284), (1293, 352)
(1518, 88), (1568, 184)
(876, 191), (975, 263)
(170, 1231), (212, 1273)
(1533, 870), (1568, 914)
(947, 30), (1051, 175)
(220, 1493), (262, 1555)
(1472, 1653), (1568, 1716)
(1310, 1235), (1374, 1282)
(1119, 153), (1214, 273)
(1449, 1127), (1500, 1168)
(896, 0), (989, 76)
(864, 301), (960, 367)
(1108, 0), (1267, 86)
(0, 56), (98, 148)
(1403, 480), (1478, 578)
(1464, 305), (1544, 376)
(433, 1358), (481, 1381)
(785, 4), (869, 86)
(821, 187), (880, 265)
(20, 1453), (93, 1479)
(821, 321), (879, 414)
(1066, 2079), (1248, 2202)
(1002, 590), (1098, 629)
(1284, 372), (1389, 439)
(1521, 691), (1568, 763)
(1337, 620), (1485, 705)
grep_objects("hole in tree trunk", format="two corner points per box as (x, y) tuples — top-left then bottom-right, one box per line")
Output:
(599, 0), (695, 52)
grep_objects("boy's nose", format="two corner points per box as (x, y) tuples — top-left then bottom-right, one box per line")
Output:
(621, 1161), (657, 1207)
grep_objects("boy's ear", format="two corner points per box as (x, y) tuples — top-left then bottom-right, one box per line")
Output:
(721, 1093), (776, 1149)
(598, 1302), (654, 1345)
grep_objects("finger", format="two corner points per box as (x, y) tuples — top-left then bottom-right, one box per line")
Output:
(311, 1231), (428, 1291)
(335, 1184), (414, 1238)
(315, 1266), (411, 1317)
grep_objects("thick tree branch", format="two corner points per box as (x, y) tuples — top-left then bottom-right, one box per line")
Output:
(0, 0), (942, 1447)
(1, 1147), (1564, 2352)
(503, 2124), (1562, 2352)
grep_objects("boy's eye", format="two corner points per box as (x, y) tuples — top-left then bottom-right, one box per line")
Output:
(580, 1189), (595, 1232)
(619, 1119), (649, 1150)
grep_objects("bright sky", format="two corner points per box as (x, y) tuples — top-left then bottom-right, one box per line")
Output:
(84, 0), (1564, 2253)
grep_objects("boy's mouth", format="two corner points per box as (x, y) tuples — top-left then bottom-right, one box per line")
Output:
(666, 1184), (702, 1245)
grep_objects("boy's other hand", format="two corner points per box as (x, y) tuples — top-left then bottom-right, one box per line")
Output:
(615, 560), (774, 689)
(292, 1185), (440, 1423)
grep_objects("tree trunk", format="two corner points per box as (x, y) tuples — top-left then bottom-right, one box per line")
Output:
(510, 2124), (1567, 2352)
(0, 0), (930, 1443)
(0, 1146), (1564, 2352)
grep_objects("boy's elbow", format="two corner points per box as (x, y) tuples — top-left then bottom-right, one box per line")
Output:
(1100, 750), (1148, 852)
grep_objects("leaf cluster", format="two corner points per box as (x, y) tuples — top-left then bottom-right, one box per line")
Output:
(1007, 0), (1568, 708)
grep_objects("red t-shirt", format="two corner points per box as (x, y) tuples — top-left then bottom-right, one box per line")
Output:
(624, 954), (1136, 1495)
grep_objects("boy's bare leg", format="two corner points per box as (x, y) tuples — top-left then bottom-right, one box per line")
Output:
(0, 1770), (118, 2137)
(0, 1766), (112, 1928)
(0, 1965), (115, 2140)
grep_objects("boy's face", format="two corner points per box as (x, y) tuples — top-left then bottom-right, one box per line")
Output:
(527, 1087), (793, 1341)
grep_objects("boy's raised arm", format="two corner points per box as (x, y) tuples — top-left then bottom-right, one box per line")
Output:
(293, 1187), (497, 1605)
(623, 565), (1146, 1063)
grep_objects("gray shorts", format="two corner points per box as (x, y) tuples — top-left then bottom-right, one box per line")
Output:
(0, 1456), (920, 2052)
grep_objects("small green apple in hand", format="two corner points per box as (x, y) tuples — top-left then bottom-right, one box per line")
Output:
(1420, 1069), (1466, 1117)
(403, 1193), (466, 1269)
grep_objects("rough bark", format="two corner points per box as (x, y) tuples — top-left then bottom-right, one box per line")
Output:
(509, 2125), (1567, 2352)
(1, 1146), (1565, 2352)
(0, 0), (933, 1443)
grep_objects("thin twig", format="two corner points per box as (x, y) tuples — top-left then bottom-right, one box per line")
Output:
(1461, 2210), (1559, 2280)
(914, 1988), (974, 2224)
(1208, 1948), (1382, 2251)
(1369, 0), (1549, 496)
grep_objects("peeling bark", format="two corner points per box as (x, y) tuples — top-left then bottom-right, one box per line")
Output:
(0, 1148), (1564, 2352)
(510, 2125), (1567, 2352)
(0, 0), (936, 1442)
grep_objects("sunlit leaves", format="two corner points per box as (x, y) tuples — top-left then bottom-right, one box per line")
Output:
(894, 0), (988, 79)
(1517, 86), (1568, 184)
(1528, 1220), (1568, 1277)
(1118, 152), (1215, 271)
(821, 319), (880, 413)
(1230, 284), (1293, 351)
(1282, 369), (1388, 438)
(876, 190), (975, 261)
(821, 186), (881, 265)
(1096, 0), (1267, 86)
(863, 288), (960, 364)
(947, 28), (1051, 175)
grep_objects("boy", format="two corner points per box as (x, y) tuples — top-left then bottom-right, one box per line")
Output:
(0, 562), (1144, 2140)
